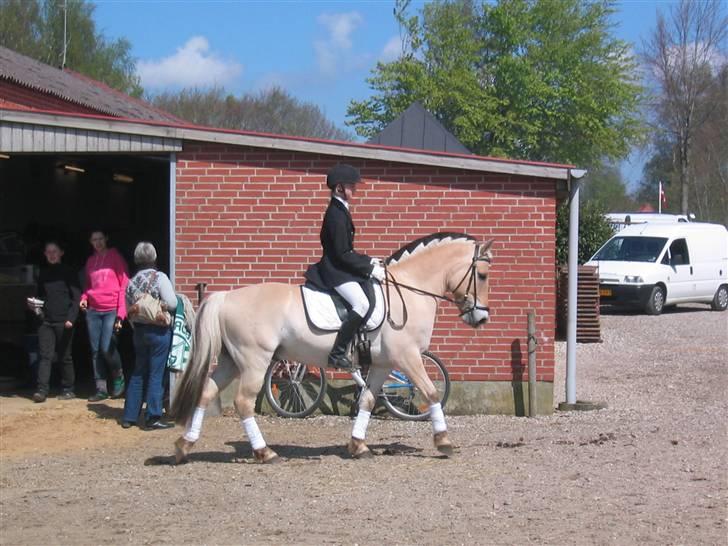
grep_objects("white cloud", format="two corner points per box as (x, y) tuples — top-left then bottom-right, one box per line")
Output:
(381, 35), (403, 62)
(137, 36), (243, 89)
(317, 12), (362, 49)
(314, 12), (363, 76)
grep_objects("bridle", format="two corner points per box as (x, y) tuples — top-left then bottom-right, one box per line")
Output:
(383, 243), (491, 329)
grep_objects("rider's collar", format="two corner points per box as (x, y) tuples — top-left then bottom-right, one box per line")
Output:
(333, 194), (349, 210)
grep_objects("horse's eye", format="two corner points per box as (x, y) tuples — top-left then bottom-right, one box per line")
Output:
(477, 272), (487, 281)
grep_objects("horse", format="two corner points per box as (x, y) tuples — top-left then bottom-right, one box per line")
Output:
(171, 232), (494, 463)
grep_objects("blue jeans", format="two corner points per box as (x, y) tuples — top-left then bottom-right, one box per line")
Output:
(86, 309), (122, 388)
(123, 323), (171, 423)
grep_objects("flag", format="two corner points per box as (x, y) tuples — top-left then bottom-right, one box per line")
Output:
(659, 182), (667, 206)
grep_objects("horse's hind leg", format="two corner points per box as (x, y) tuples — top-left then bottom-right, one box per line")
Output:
(347, 365), (391, 459)
(175, 352), (237, 464)
(233, 353), (280, 464)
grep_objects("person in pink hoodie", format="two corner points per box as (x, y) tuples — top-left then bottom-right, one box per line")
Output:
(80, 229), (129, 401)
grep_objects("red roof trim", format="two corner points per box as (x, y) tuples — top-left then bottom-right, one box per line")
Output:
(0, 106), (575, 170)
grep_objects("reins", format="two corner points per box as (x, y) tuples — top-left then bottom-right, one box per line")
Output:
(383, 243), (491, 329)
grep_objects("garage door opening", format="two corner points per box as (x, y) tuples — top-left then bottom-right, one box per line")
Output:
(0, 153), (172, 392)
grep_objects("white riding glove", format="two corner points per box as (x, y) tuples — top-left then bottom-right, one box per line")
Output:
(370, 257), (383, 266)
(371, 264), (386, 282)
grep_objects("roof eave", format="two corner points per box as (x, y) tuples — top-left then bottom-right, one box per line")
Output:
(0, 109), (572, 180)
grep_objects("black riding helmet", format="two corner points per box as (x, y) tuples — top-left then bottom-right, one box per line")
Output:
(326, 164), (361, 190)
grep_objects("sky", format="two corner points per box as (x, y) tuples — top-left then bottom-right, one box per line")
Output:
(93, 0), (679, 187)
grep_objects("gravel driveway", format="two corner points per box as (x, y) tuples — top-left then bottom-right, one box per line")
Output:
(1, 304), (726, 545)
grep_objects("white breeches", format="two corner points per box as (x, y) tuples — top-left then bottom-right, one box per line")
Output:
(334, 281), (370, 317)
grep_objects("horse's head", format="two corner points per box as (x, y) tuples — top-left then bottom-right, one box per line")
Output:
(450, 239), (494, 328)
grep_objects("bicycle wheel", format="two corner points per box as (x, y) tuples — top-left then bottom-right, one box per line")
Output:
(379, 351), (450, 421)
(264, 359), (327, 418)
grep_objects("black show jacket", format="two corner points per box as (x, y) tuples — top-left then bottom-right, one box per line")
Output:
(305, 197), (373, 289)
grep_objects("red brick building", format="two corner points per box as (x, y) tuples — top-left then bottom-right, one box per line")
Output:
(1, 46), (577, 414)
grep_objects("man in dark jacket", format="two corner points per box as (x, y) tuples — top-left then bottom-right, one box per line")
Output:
(30, 241), (81, 402)
(305, 165), (385, 369)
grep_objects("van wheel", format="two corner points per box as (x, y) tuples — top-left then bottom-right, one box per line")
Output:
(711, 285), (728, 311)
(645, 285), (665, 315)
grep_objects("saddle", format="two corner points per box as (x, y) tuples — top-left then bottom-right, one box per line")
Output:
(300, 281), (385, 333)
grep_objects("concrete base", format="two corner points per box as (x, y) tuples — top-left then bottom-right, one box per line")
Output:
(220, 379), (555, 417)
(557, 400), (608, 412)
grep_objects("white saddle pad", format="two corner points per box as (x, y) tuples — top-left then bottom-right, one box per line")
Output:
(301, 283), (385, 332)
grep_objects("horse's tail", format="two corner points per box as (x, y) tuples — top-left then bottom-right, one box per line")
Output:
(172, 291), (225, 426)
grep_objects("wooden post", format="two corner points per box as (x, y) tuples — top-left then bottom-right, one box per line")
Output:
(527, 310), (537, 417)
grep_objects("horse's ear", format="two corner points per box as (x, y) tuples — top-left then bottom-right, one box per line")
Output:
(480, 239), (495, 254)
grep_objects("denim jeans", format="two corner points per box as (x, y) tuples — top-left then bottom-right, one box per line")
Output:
(85, 309), (122, 389)
(123, 323), (171, 423)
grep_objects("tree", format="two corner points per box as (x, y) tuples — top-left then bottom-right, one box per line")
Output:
(347, 0), (645, 166)
(581, 163), (635, 212)
(0, 0), (142, 97)
(556, 200), (613, 265)
(642, 0), (727, 215)
(152, 86), (352, 141)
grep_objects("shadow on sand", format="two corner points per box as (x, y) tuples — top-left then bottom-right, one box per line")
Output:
(144, 440), (433, 466)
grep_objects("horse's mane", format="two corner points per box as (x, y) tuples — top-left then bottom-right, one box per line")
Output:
(386, 232), (476, 265)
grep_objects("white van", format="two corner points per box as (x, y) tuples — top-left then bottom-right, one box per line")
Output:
(586, 222), (728, 314)
(606, 212), (692, 232)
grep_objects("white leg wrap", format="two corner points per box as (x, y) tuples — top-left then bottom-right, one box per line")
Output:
(430, 402), (447, 433)
(242, 417), (266, 450)
(183, 407), (206, 442)
(352, 410), (371, 440)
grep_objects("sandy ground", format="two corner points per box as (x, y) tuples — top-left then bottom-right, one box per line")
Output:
(0, 304), (726, 545)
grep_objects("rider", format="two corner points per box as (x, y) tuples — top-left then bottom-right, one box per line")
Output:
(305, 164), (386, 370)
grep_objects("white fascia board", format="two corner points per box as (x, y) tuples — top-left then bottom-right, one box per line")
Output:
(0, 109), (570, 180)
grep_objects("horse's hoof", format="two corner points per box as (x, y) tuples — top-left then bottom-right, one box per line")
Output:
(348, 438), (373, 459)
(434, 431), (454, 457)
(174, 436), (195, 464)
(253, 447), (280, 464)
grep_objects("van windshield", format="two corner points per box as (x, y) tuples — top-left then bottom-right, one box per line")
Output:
(592, 236), (668, 262)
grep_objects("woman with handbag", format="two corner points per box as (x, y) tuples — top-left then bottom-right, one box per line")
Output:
(122, 242), (177, 430)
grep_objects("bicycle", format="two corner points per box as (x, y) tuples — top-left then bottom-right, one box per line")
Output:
(263, 351), (450, 421)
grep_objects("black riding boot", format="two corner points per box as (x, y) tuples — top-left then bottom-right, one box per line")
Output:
(328, 311), (364, 370)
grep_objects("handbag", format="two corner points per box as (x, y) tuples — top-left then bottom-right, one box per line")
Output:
(128, 271), (172, 326)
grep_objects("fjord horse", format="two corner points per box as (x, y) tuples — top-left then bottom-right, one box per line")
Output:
(172, 233), (493, 463)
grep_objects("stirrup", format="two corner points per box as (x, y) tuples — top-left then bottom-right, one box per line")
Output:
(327, 354), (359, 370)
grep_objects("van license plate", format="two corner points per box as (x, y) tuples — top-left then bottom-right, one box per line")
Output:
(599, 288), (612, 297)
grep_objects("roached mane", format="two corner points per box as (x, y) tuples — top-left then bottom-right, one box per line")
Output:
(386, 232), (476, 266)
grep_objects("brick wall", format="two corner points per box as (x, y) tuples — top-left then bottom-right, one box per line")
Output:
(175, 143), (557, 383)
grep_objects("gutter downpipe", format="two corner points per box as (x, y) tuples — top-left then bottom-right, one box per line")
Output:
(169, 153), (176, 284)
(566, 168), (587, 405)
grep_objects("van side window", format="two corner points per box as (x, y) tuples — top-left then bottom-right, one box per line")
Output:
(669, 239), (690, 266)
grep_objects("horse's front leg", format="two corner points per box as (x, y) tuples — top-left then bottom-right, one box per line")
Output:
(347, 365), (391, 459)
(398, 350), (454, 456)
(175, 354), (236, 464)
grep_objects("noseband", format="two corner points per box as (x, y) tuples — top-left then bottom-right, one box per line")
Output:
(383, 243), (491, 328)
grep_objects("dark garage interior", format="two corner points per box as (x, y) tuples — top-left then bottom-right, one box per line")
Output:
(0, 153), (171, 392)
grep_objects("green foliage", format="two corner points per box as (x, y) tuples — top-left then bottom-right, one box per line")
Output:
(347, 0), (645, 166)
(581, 163), (636, 211)
(151, 86), (352, 141)
(0, 0), (142, 97)
(556, 199), (613, 265)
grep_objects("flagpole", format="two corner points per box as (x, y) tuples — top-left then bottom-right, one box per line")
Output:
(658, 181), (662, 214)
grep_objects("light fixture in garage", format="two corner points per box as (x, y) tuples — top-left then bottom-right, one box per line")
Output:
(0, 153), (10, 160)
(113, 173), (134, 184)
(63, 164), (85, 173)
